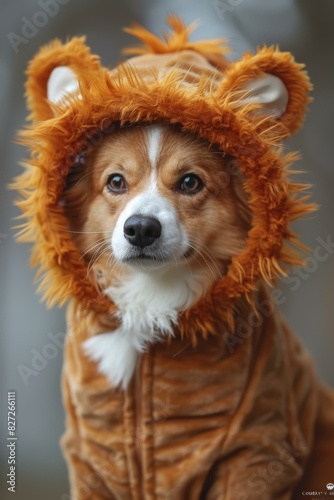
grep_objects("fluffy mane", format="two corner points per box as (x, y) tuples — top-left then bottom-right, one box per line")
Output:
(12, 16), (315, 343)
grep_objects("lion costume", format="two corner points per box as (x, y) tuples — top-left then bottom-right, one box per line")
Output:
(14, 16), (334, 500)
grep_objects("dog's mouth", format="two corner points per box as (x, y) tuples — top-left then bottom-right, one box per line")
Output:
(125, 254), (164, 263)
(123, 248), (193, 265)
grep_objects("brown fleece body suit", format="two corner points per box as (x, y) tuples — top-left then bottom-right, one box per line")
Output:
(14, 16), (334, 500)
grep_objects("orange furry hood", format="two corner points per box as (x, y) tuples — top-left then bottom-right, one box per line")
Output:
(14, 16), (314, 339)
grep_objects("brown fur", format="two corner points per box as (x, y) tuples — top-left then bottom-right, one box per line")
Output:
(64, 125), (250, 291)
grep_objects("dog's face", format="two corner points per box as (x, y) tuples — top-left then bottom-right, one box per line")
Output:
(64, 124), (250, 291)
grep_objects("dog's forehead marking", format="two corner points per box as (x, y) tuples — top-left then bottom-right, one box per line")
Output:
(146, 125), (163, 185)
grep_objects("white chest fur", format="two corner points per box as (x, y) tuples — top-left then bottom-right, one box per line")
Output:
(83, 269), (210, 388)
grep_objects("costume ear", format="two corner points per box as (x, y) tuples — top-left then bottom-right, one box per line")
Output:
(47, 66), (80, 106)
(25, 37), (101, 121)
(241, 73), (289, 118)
(216, 46), (312, 136)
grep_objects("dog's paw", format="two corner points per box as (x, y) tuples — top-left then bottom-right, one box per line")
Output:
(83, 330), (138, 389)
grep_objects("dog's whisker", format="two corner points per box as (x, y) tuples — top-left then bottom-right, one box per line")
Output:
(86, 250), (110, 279)
(187, 245), (217, 281)
(106, 254), (125, 279)
(186, 240), (222, 281)
(180, 251), (195, 280)
(82, 241), (110, 265)
(187, 236), (225, 278)
(60, 229), (114, 235)
(80, 238), (110, 260)
(106, 252), (117, 275)
(80, 237), (111, 260)
(86, 242), (112, 277)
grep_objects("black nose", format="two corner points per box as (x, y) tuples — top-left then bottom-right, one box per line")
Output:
(123, 215), (162, 249)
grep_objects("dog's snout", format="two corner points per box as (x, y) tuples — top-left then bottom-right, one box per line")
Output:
(124, 215), (162, 248)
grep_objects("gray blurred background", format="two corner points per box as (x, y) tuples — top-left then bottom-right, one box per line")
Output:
(0, 0), (333, 498)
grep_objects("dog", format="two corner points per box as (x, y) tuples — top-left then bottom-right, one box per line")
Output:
(15, 16), (334, 498)
(63, 123), (251, 389)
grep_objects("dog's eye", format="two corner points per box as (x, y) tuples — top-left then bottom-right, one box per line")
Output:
(106, 173), (127, 193)
(178, 174), (204, 194)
